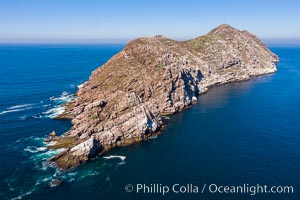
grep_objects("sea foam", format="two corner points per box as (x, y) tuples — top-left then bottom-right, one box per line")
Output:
(43, 91), (75, 118)
(24, 146), (47, 153)
(7, 104), (34, 109)
(0, 104), (34, 115)
(49, 91), (75, 103)
(0, 109), (27, 115)
(77, 83), (84, 89)
(43, 106), (65, 118)
(103, 155), (126, 161)
(32, 148), (65, 162)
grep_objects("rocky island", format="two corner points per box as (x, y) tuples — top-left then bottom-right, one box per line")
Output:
(47, 24), (279, 169)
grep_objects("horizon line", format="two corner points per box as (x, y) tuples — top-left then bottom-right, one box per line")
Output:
(1, 37), (300, 45)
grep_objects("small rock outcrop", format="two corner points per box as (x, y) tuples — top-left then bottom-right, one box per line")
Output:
(49, 131), (56, 137)
(48, 24), (279, 169)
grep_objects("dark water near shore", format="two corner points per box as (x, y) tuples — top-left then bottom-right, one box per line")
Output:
(0, 45), (299, 200)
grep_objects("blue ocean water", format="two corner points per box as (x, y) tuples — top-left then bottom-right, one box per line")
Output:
(0, 45), (299, 200)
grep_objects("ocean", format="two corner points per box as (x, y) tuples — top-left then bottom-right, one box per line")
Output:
(0, 44), (299, 200)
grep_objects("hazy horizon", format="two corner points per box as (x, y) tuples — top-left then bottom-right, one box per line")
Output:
(1, 37), (300, 46)
(1, 0), (299, 44)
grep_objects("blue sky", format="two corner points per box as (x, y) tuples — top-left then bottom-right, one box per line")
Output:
(0, 0), (299, 43)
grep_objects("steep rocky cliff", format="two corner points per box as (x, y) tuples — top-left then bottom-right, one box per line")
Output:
(48, 24), (279, 169)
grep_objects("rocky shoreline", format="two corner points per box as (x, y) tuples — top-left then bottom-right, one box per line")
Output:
(46, 24), (279, 169)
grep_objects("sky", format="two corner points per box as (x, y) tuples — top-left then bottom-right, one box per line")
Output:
(0, 0), (300, 43)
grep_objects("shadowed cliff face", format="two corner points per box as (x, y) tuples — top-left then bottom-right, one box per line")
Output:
(47, 24), (278, 169)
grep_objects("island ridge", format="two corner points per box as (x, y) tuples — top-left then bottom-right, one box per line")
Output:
(47, 24), (279, 169)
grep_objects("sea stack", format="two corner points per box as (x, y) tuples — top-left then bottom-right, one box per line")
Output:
(48, 24), (279, 169)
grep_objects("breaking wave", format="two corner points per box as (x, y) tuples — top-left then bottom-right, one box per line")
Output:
(77, 83), (84, 89)
(103, 155), (126, 161)
(43, 106), (65, 118)
(0, 104), (34, 115)
(49, 91), (75, 104)
(41, 91), (76, 118)
(7, 104), (34, 110)
(24, 146), (47, 153)
(31, 148), (65, 162)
